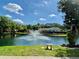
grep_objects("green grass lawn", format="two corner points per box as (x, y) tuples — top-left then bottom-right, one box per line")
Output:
(0, 46), (79, 56)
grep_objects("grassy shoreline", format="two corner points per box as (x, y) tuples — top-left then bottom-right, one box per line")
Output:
(0, 46), (79, 56)
(46, 34), (67, 37)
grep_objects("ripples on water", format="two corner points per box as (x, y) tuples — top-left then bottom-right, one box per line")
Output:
(0, 30), (69, 46)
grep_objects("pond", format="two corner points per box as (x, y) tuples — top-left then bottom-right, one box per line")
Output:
(0, 30), (69, 46)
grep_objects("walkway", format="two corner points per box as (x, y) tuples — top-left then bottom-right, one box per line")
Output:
(0, 56), (78, 59)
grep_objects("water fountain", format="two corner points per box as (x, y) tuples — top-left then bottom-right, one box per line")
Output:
(28, 30), (50, 41)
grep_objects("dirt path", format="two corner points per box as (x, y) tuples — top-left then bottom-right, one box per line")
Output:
(0, 56), (78, 59)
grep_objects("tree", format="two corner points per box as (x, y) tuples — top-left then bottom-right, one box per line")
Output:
(59, 0), (79, 46)
(0, 16), (12, 34)
(0, 16), (28, 36)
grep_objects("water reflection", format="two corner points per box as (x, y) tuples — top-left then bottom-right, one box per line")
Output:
(0, 35), (14, 46)
(0, 31), (69, 46)
(0, 35), (68, 46)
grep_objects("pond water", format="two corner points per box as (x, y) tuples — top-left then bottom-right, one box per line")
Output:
(0, 30), (69, 46)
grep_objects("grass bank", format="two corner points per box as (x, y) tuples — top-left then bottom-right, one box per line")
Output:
(47, 34), (67, 37)
(3, 32), (28, 35)
(0, 46), (79, 56)
(16, 32), (28, 35)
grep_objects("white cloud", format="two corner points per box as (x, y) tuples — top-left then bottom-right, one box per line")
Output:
(20, 13), (24, 16)
(49, 14), (56, 17)
(42, 0), (51, 7)
(3, 3), (24, 16)
(39, 18), (46, 21)
(5, 14), (12, 18)
(33, 10), (39, 15)
(13, 19), (24, 24)
(36, 0), (49, 7)
(34, 12), (38, 15)
(43, 0), (48, 5)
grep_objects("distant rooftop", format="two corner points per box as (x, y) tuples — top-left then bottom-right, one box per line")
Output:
(39, 27), (62, 32)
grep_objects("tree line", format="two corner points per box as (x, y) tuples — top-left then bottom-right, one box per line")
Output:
(0, 16), (27, 35)
(0, 16), (65, 35)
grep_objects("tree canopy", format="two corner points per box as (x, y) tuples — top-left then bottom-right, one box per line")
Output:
(59, 0), (79, 30)
(0, 16), (27, 33)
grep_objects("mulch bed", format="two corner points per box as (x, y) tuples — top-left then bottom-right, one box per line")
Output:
(61, 44), (79, 48)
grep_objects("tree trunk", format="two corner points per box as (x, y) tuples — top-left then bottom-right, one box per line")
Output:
(0, 28), (3, 39)
(67, 32), (76, 47)
(67, 24), (78, 47)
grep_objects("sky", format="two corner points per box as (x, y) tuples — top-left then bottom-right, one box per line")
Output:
(0, 0), (64, 25)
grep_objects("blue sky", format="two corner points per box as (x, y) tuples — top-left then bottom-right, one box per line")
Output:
(0, 0), (64, 25)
